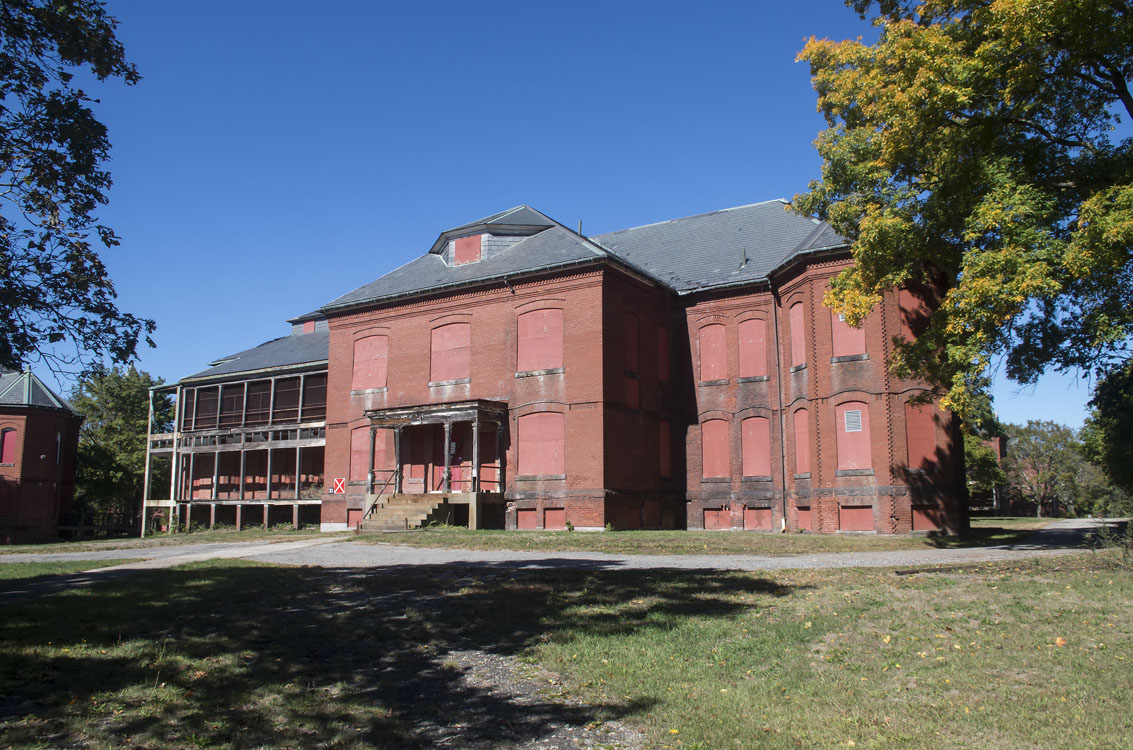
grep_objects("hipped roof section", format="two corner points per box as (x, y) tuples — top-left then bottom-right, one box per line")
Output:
(320, 201), (848, 314)
(0, 370), (78, 413)
(181, 330), (329, 383)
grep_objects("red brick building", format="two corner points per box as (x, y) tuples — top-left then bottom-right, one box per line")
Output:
(149, 202), (966, 535)
(0, 370), (83, 544)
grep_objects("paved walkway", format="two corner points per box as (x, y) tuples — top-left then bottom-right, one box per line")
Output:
(0, 518), (1115, 602)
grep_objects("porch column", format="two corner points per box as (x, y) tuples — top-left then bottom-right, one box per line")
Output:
(266, 448), (273, 500)
(209, 503), (216, 529)
(292, 503), (300, 529)
(212, 450), (220, 501)
(472, 415), (481, 493)
(367, 426), (376, 494)
(393, 426), (403, 494)
(295, 445), (302, 500)
(263, 503), (269, 530)
(239, 448), (246, 500)
(443, 421), (452, 493)
(235, 504), (243, 531)
(496, 425), (505, 494)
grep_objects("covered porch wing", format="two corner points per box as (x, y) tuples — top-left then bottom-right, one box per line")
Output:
(361, 400), (508, 529)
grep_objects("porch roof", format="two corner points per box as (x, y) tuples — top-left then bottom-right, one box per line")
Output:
(364, 399), (508, 426)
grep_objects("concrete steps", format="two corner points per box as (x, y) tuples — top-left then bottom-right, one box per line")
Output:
(356, 493), (448, 533)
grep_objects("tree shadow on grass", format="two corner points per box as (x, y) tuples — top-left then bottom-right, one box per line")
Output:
(0, 560), (800, 748)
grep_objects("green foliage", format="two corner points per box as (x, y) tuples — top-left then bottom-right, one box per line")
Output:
(964, 432), (1006, 495)
(795, 0), (1133, 419)
(69, 365), (173, 517)
(999, 420), (1130, 518)
(1081, 362), (1133, 500)
(0, 0), (153, 373)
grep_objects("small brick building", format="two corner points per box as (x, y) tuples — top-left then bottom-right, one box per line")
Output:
(150, 202), (967, 535)
(0, 370), (83, 544)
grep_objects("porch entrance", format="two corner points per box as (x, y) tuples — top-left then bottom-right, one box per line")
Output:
(398, 422), (501, 494)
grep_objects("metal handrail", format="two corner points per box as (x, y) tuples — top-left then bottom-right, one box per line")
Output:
(363, 469), (400, 519)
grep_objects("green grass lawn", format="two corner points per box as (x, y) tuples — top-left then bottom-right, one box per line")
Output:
(0, 527), (349, 556)
(0, 559), (130, 582)
(0, 550), (1128, 749)
(358, 516), (1052, 556)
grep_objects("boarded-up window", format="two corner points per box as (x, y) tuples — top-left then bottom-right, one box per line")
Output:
(912, 505), (942, 530)
(905, 402), (938, 471)
(741, 416), (771, 477)
(0, 428), (16, 464)
(744, 507), (773, 530)
(793, 408), (810, 474)
(659, 420), (672, 478)
(518, 412), (565, 477)
(836, 401), (872, 470)
(840, 505), (874, 531)
(349, 427), (370, 482)
(302, 320), (315, 333)
(517, 309), (563, 372)
(899, 287), (932, 342)
(431, 322), (471, 382)
(704, 509), (730, 529)
(657, 326), (670, 382)
(454, 234), (481, 264)
(516, 508), (537, 529)
(797, 505), (813, 531)
(701, 419), (730, 478)
(352, 335), (388, 390)
(544, 508), (566, 530)
(789, 302), (806, 367)
(831, 309), (866, 357)
(699, 324), (726, 381)
(738, 318), (767, 378)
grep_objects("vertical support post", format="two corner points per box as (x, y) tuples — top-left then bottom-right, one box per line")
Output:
(298, 373), (306, 422)
(472, 415), (481, 493)
(292, 503), (299, 530)
(241, 381), (248, 427)
(295, 444), (302, 500)
(212, 450), (220, 501)
(367, 425), (376, 494)
(209, 503), (216, 529)
(393, 427), (403, 494)
(496, 424), (505, 494)
(443, 421), (452, 493)
(239, 445), (246, 500)
(188, 452), (196, 503)
(266, 448), (273, 500)
(235, 503), (243, 531)
(268, 377), (277, 426)
(141, 388), (156, 538)
(263, 503), (269, 530)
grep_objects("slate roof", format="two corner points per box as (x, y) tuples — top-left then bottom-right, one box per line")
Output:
(181, 330), (329, 383)
(591, 200), (847, 293)
(321, 201), (848, 313)
(0, 370), (77, 413)
(323, 224), (610, 312)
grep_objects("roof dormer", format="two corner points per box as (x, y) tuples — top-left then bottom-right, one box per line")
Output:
(430, 205), (557, 265)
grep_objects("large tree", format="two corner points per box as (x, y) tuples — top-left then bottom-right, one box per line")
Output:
(70, 365), (173, 518)
(794, 0), (1133, 419)
(1002, 420), (1082, 517)
(0, 0), (153, 373)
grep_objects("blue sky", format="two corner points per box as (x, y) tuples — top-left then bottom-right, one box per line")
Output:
(47, 0), (1090, 427)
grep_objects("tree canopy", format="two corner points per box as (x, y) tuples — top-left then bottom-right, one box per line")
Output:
(794, 0), (1133, 419)
(0, 0), (153, 373)
(69, 365), (173, 518)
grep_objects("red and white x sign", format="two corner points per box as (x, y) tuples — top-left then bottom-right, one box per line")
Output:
(332, 477), (346, 494)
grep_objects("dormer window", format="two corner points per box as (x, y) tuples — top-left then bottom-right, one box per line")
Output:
(454, 234), (482, 264)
